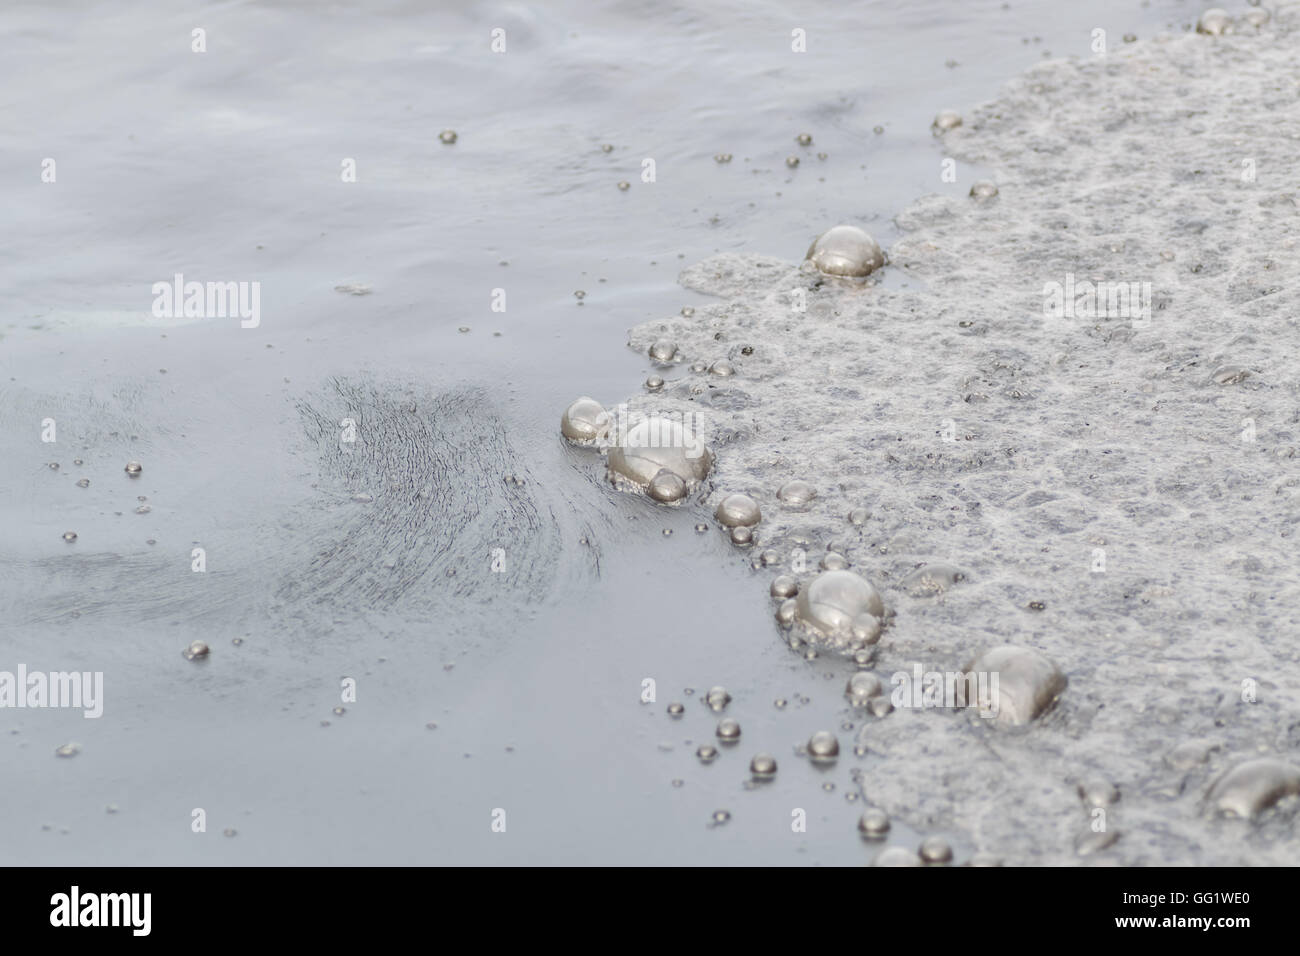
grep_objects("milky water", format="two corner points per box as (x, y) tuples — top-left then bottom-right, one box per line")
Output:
(2, 0), (1294, 865)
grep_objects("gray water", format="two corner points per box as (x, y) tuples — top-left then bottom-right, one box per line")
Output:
(2, 0), (1294, 865)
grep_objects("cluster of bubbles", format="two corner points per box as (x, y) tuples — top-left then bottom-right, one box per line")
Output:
(560, 397), (713, 505)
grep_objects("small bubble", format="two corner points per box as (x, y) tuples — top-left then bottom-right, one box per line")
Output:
(776, 479), (816, 507)
(785, 156), (800, 168)
(183, 640), (210, 661)
(931, 109), (963, 134)
(715, 493), (761, 528)
(696, 744), (719, 763)
(223, 828), (237, 838)
(710, 809), (731, 826)
(55, 742), (82, 758)
(645, 375), (664, 392)
(694, 523), (708, 533)
(47, 462), (59, 470)
(76, 478), (90, 488)
(62, 531), (77, 543)
(124, 461), (142, 476)
(574, 290), (586, 300)
(667, 702), (685, 717)
(647, 470), (688, 504)
(708, 360), (734, 377)
(661, 527), (673, 537)
(969, 180), (999, 201)
(332, 706), (346, 716)
(681, 306), (695, 317)
(820, 552), (848, 571)
(808, 731), (839, 763)
(671, 778), (684, 788)
(713, 153), (732, 163)
(705, 686), (731, 713)
(770, 575), (798, 599)
(601, 143), (614, 153)
(729, 525), (753, 547)
(805, 226), (884, 278)
(716, 718), (741, 743)
(774, 698), (787, 709)
(439, 129), (457, 144)
(919, 836), (954, 864)
(750, 753), (778, 779)
(560, 396), (610, 443)
(795, 133), (813, 146)
(648, 339), (678, 363)
(873, 125), (884, 134)
(617, 181), (630, 191)
(73, 459), (83, 466)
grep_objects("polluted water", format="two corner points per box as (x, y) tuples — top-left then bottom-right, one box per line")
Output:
(5, 0), (1297, 868)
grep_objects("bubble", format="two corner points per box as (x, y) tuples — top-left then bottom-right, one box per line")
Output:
(439, 129), (457, 144)
(774, 698), (788, 709)
(1210, 365), (1250, 385)
(785, 156), (800, 168)
(183, 640), (210, 661)
(713, 153), (732, 163)
(607, 417), (712, 489)
(759, 549), (780, 567)
(617, 181), (630, 191)
(55, 742), (82, 758)
(648, 339), (678, 364)
(708, 360), (734, 377)
(857, 808), (890, 838)
(559, 396), (610, 443)
(47, 462), (59, 470)
(873, 846), (922, 866)
(808, 730), (839, 763)
(124, 461), (142, 476)
(969, 180), (999, 201)
(729, 525), (753, 547)
(645, 375), (664, 392)
(62, 531), (77, 543)
(919, 836), (954, 864)
(223, 828), (237, 838)
(600, 143), (614, 153)
(795, 569), (885, 636)
(705, 686), (731, 712)
(776, 598), (797, 628)
(716, 718), (742, 743)
(76, 478), (89, 488)
(776, 479), (817, 507)
(712, 493), (760, 530)
(667, 702), (685, 717)
(963, 645), (1067, 725)
(73, 459), (83, 466)
(1205, 758), (1300, 818)
(770, 575), (798, 599)
(750, 753), (778, 779)
(1077, 778), (1119, 808)
(574, 290), (586, 301)
(804, 225), (885, 278)
(696, 744), (719, 763)
(647, 469), (688, 504)
(820, 552), (848, 571)
(931, 109), (963, 134)
(848, 507), (870, 526)
(846, 672), (883, 704)
(872, 125), (884, 134)
(1196, 8), (1231, 35)
(900, 563), (967, 596)
(710, 809), (731, 826)
(689, 360), (707, 374)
